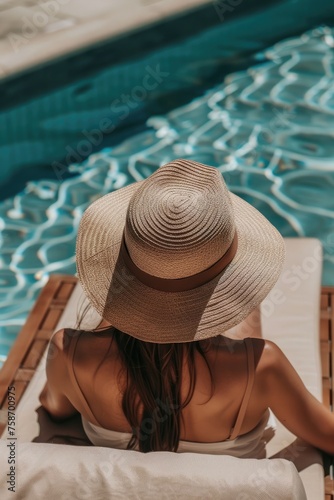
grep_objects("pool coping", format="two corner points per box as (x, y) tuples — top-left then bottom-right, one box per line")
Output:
(0, 0), (213, 81)
(0, 273), (333, 498)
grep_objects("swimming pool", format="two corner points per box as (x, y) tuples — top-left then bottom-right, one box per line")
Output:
(1, 1), (334, 365)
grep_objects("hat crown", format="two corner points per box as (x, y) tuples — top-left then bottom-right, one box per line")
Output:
(125, 160), (235, 279)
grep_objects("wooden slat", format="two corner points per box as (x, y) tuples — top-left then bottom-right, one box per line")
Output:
(21, 339), (49, 369)
(55, 282), (76, 301)
(321, 289), (330, 342)
(323, 378), (331, 410)
(40, 307), (64, 331)
(321, 318), (330, 341)
(322, 341), (331, 379)
(15, 368), (35, 383)
(322, 293), (329, 309)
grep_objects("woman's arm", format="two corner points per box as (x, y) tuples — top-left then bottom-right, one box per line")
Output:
(262, 340), (334, 455)
(39, 329), (78, 421)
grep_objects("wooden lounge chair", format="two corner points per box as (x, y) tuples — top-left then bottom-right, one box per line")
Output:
(0, 238), (333, 499)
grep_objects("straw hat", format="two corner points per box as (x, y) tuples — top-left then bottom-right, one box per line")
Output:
(76, 159), (285, 343)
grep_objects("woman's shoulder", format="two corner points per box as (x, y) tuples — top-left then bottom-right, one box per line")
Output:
(49, 328), (81, 353)
(48, 328), (99, 366)
(48, 328), (115, 386)
(252, 338), (285, 373)
(216, 337), (284, 376)
(247, 338), (294, 398)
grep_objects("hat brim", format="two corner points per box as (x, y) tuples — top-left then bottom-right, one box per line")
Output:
(76, 181), (285, 342)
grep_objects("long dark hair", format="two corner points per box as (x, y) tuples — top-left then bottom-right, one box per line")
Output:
(77, 307), (215, 453)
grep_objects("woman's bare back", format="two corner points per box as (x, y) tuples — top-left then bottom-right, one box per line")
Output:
(51, 328), (269, 442)
(40, 326), (334, 454)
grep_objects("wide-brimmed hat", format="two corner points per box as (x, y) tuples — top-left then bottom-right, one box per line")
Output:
(76, 159), (285, 343)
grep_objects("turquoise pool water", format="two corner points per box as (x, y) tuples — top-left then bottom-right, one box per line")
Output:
(1, 25), (334, 364)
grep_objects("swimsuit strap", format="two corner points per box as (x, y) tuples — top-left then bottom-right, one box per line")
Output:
(67, 330), (101, 426)
(228, 337), (255, 440)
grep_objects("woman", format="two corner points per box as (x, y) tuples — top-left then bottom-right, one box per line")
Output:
(40, 159), (334, 456)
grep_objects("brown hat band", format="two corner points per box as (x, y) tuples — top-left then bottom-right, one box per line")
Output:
(120, 233), (238, 292)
